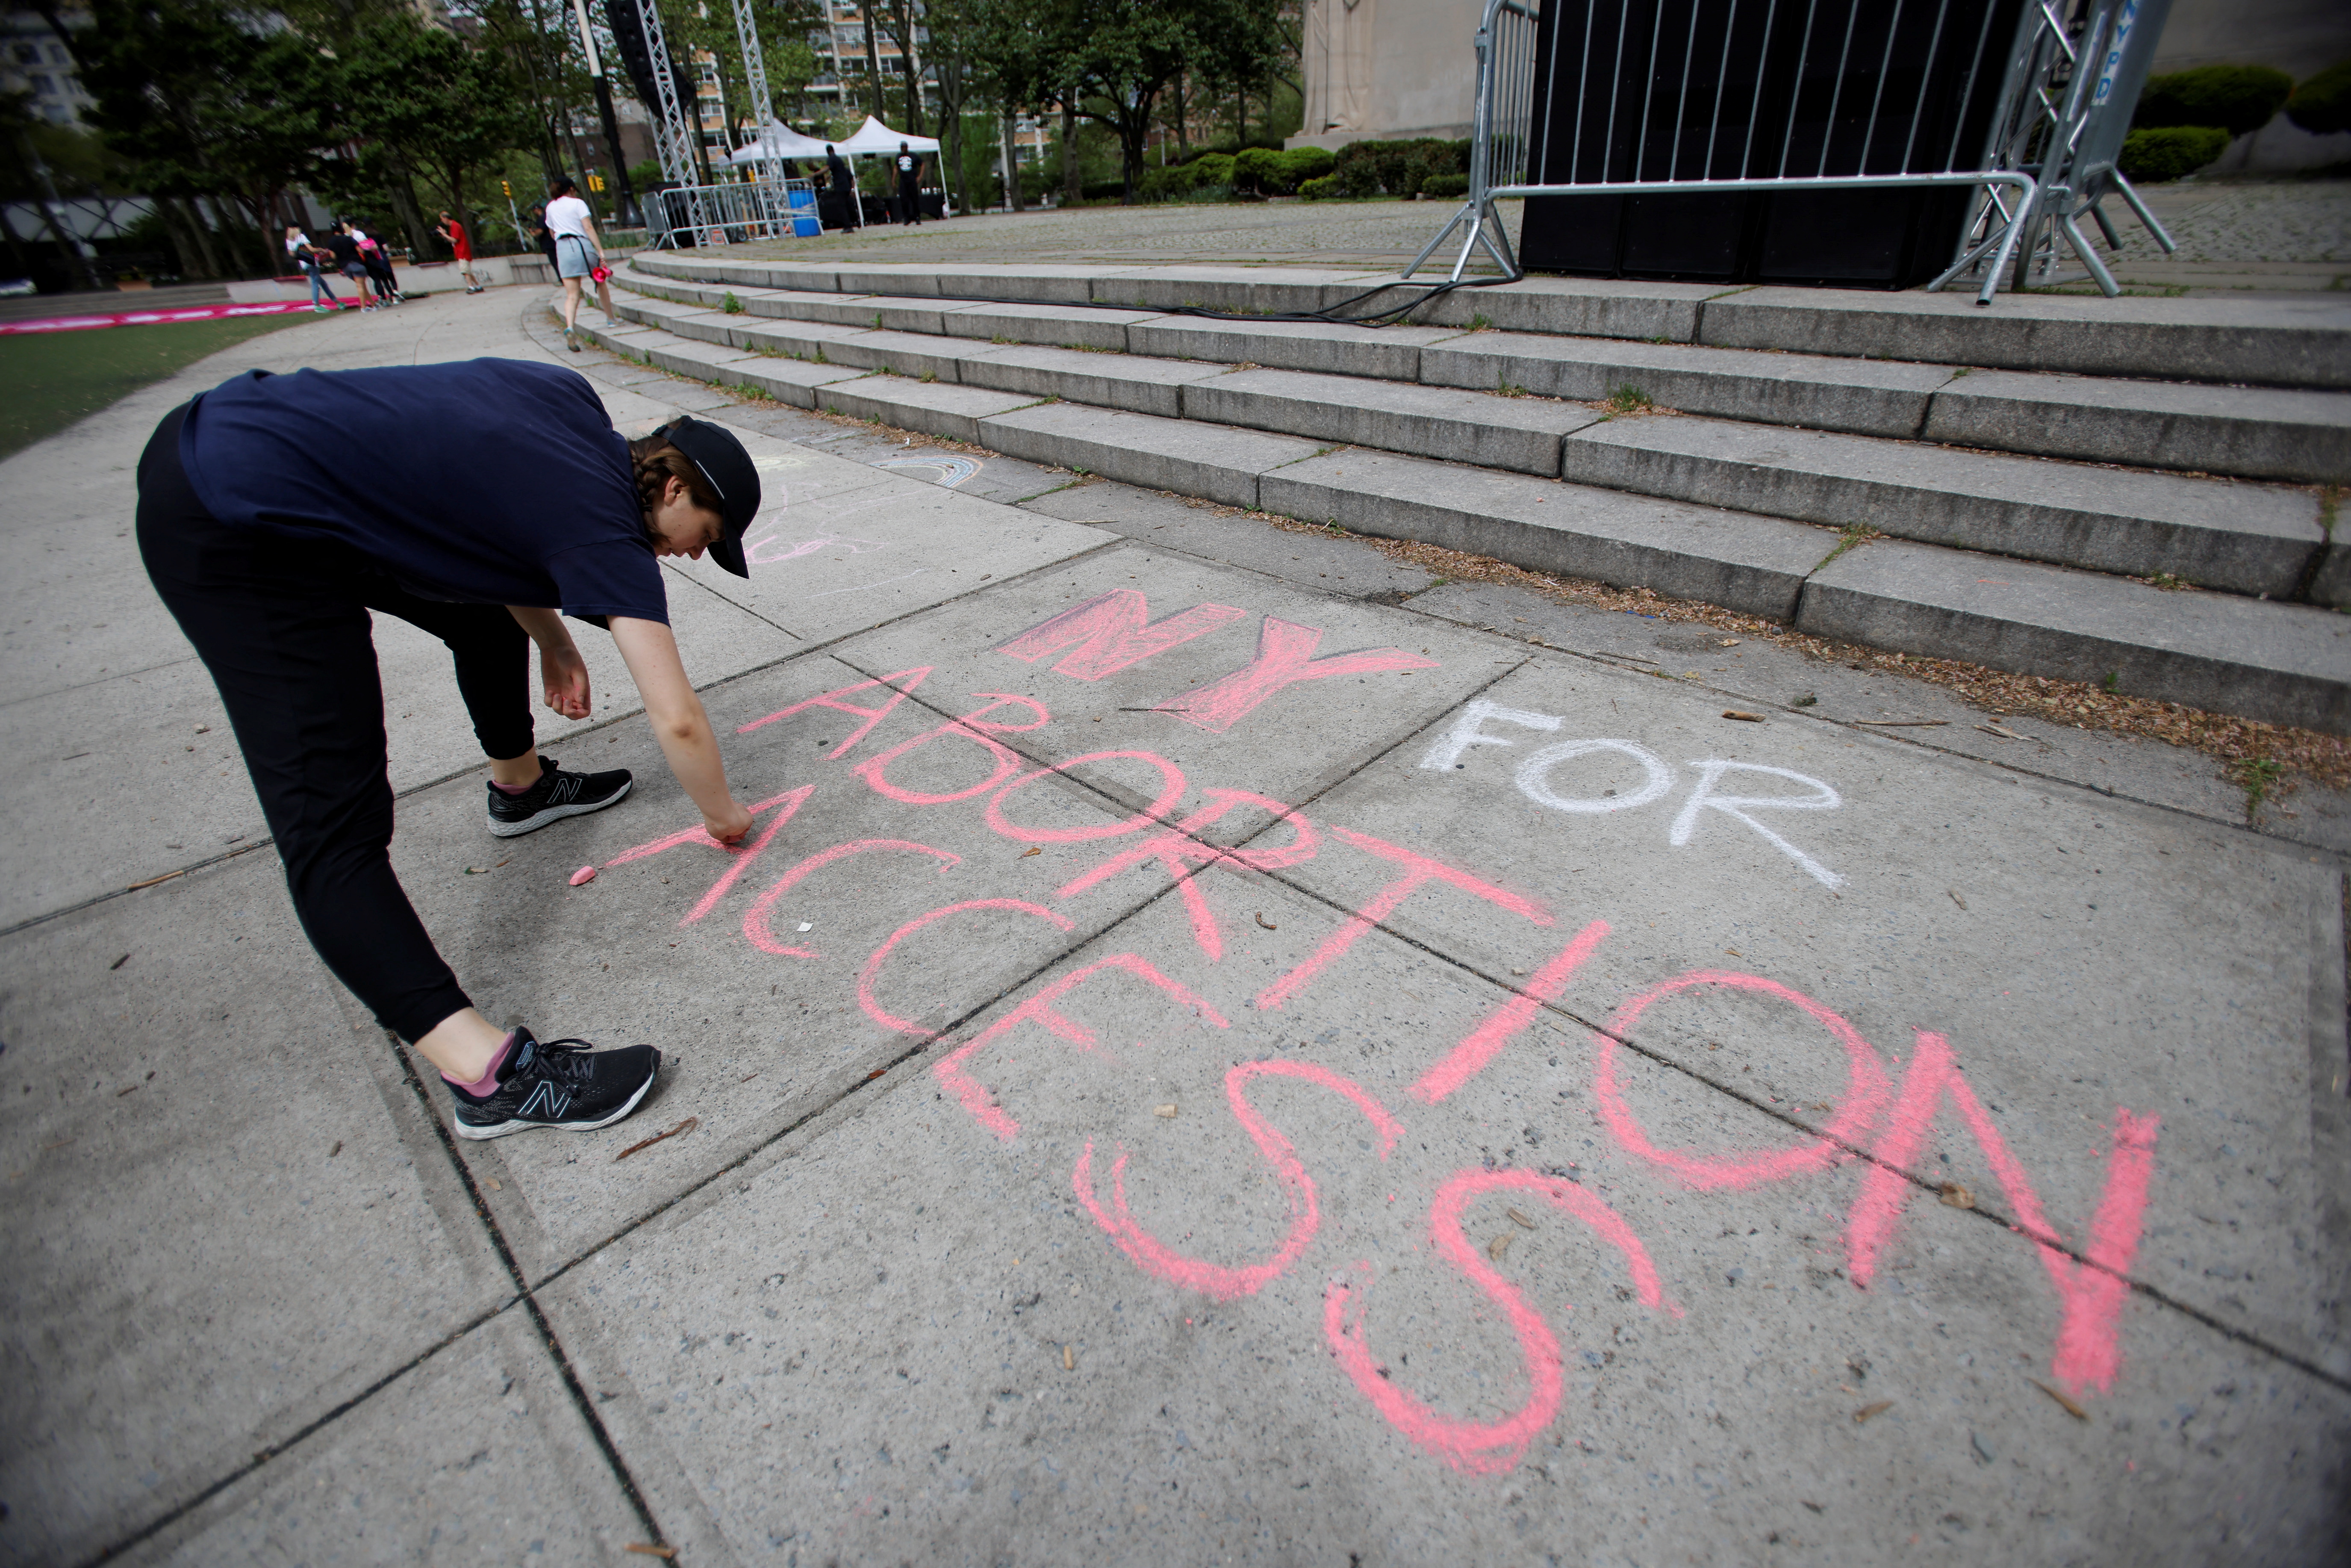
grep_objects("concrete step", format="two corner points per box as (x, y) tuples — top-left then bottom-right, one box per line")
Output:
(582, 311), (2351, 733)
(1921, 370), (2351, 485)
(613, 284), (2349, 600)
(1186, 367), (1600, 477)
(619, 266), (2351, 485)
(1261, 448), (1832, 622)
(629, 252), (2351, 389)
(1421, 331), (1953, 439)
(1560, 416), (2336, 601)
(1799, 539), (2351, 735)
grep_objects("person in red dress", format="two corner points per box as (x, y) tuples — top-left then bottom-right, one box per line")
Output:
(436, 209), (484, 295)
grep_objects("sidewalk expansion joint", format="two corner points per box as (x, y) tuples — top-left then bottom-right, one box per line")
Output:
(381, 1023), (670, 1547)
(74, 1294), (519, 1567)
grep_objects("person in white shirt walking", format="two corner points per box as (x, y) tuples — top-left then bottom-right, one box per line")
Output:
(284, 224), (340, 312)
(545, 176), (619, 351)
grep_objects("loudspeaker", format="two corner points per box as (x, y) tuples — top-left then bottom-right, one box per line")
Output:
(603, 0), (693, 124)
(1517, 0), (2020, 287)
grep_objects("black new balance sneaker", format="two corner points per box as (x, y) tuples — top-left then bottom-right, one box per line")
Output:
(486, 756), (631, 837)
(449, 1029), (660, 1140)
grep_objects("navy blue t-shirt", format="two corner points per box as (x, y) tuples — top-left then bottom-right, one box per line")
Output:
(179, 359), (668, 625)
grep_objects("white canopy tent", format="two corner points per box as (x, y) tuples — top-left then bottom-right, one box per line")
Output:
(831, 115), (940, 157)
(727, 124), (835, 165)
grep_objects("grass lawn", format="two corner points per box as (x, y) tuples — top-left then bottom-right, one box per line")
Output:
(0, 312), (317, 461)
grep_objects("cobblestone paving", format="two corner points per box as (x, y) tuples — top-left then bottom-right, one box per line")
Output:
(734, 180), (2351, 287)
(736, 196), (1505, 270)
(2113, 177), (2351, 264)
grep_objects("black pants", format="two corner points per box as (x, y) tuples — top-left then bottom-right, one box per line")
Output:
(898, 179), (920, 224)
(136, 404), (534, 1041)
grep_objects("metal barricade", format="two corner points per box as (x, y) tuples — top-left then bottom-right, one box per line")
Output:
(647, 177), (817, 248)
(1408, 0), (2176, 303)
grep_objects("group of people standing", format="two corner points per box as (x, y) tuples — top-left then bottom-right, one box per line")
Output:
(283, 207), (489, 312)
(283, 218), (403, 313)
(818, 141), (930, 230)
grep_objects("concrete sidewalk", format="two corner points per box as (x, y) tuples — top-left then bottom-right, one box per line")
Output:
(1, 287), (2345, 1566)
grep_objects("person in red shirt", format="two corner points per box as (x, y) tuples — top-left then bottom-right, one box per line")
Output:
(436, 209), (484, 294)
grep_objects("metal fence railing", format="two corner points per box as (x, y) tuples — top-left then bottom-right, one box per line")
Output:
(646, 177), (818, 248)
(1407, 0), (2177, 303)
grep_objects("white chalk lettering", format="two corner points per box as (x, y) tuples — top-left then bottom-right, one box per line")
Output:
(1418, 700), (1560, 773)
(1669, 760), (1845, 889)
(1514, 739), (1674, 815)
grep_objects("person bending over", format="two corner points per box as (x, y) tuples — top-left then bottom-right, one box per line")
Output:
(138, 360), (764, 1138)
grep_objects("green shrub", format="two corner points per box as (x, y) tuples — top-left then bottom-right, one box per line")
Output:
(2134, 65), (2293, 137)
(1421, 172), (1470, 200)
(1191, 152), (1235, 190)
(1278, 146), (1335, 189)
(1298, 173), (1343, 200)
(2286, 57), (2351, 136)
(2117, 125), (2231, 182)
(1232, 146), (1283, 194)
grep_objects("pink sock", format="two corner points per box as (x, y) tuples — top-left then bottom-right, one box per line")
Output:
(443, 1031), (517, 1098)
(492, 775), (536, 796)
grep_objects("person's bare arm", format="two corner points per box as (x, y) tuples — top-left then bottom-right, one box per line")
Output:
(609, 616), (751, 843)
(506, 605), (592, 720)
(578, 210), (605, 252)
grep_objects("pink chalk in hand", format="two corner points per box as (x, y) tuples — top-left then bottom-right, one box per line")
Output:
(569, 865), (597, 887)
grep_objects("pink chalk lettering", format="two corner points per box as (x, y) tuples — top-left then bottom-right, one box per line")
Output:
(858, 898), (1075, 1035)
(1845, 1030), (2159, 1395)
(1410, 921), (1611, 1103)
(1056, 788), (1320, 962)
(994, 589), (1246, 680)
(1153, 617), (1439, 734)
(601, 787), (814, 870)
(1256, 827), (1551, 1011)
(1594, 970), (1888, 1190)
(735, 667), (934, 757)
(744, 530), (885, 566)
(742, 838), (961, 957)
(679, 786), (816, 926)
(984, 751), (1189, 844)
(853, 694), (1052, 805)
(1075, 1060), (1402, 1301)
(1324, 1168), (1661, 1474)
(933, 955), (1230, 1140)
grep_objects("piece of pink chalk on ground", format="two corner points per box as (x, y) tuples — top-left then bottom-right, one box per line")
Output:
(569, 865), (597, 886)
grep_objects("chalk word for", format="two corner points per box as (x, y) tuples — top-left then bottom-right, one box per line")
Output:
(1422, 699), (1847, 889)
(604, 667), (2156, 1475)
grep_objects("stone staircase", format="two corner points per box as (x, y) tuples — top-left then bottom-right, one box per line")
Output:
(582, 251), (2351, 735)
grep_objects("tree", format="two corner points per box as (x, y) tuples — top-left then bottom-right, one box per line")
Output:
(339, 16), (537, 257)
(77, 0), (343, 274)
(976, 0), (1291, 203)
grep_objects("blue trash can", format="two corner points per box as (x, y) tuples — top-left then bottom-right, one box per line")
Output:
(787, 185), (821, 238)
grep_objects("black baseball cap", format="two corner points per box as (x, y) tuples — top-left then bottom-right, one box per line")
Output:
(655, 416), (761, 577)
